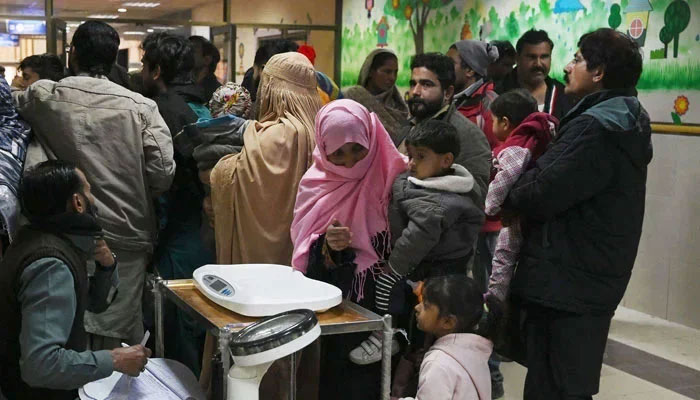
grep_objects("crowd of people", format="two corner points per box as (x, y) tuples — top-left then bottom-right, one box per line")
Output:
(0, 18), (651, 400)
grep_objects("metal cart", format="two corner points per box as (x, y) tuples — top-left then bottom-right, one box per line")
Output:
(152, 278), (392, 400)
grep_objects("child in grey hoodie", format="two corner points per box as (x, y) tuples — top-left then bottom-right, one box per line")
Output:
(350, 120), (485, 365)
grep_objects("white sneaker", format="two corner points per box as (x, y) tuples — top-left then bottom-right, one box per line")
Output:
(349, 331), (400, 365)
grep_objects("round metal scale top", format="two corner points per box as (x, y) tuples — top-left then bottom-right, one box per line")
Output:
(230, 309), (318, 356)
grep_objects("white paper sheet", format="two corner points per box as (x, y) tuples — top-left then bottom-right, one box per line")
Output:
(80, 358), (205, 400)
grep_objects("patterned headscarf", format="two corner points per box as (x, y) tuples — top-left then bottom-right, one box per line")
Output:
(208, 82), (252, 119)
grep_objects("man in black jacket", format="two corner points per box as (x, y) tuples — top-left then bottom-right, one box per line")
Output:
(503, 28), (651, 400)
(140, 32), (214, 376)
(495, 29), (573, 121)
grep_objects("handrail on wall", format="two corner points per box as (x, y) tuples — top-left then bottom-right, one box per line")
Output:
(651, 123), (700, 136)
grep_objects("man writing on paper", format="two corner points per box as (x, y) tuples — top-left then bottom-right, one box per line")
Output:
(0, 161), (150, 400)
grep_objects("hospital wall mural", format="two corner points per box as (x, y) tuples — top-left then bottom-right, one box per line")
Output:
(341, 0), (699, 126)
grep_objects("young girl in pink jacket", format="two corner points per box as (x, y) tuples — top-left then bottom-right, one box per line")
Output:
(397, 276), (504, 400)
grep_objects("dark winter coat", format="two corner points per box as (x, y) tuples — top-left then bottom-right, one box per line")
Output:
(505, 88), (652, 314)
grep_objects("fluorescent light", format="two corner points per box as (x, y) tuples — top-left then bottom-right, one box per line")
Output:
(123, 31), (146, 35)
(117, 8), (127, 13)
(146, 28), (154, 32)
(150, 26), (179, 30)
(88, 14), (119, 19)
(122, 2), (160, 7)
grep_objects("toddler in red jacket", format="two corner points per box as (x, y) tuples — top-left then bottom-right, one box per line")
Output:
(486, 89), (558, 301)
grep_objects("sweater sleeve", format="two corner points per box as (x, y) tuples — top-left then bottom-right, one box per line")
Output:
(485, 147), (532, 216)
(18, 258), (114, 390)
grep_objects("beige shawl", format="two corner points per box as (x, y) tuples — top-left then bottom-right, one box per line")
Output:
(210, 52), (322, 265)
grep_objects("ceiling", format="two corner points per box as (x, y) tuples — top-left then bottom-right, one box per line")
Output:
(0, 0), (221, 21)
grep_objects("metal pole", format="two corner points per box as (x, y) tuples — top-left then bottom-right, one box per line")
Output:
(289, 352), (297, 400)
(153, 276), (165, 358)
(380, 314), (392, 400)
(219, 324), (235, 398)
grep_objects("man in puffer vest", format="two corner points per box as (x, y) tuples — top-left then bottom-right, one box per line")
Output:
(0, 161), (150, 400)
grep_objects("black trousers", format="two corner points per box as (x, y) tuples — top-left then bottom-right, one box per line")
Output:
(523, 303), (614, 400)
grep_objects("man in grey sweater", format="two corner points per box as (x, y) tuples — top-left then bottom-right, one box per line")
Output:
(396, 53), (491, 207)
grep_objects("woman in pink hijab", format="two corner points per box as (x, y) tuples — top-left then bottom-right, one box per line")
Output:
(292, 99), (406, 298)
(291, 99), (407, 399)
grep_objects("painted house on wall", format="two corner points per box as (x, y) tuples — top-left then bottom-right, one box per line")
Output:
(624, 0), (653, 47)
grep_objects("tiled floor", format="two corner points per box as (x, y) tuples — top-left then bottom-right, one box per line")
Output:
(499, 306), (700, 400)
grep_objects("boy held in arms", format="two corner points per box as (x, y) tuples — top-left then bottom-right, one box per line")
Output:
(351, 120), (484, 365)
(486, 89), (558, 301)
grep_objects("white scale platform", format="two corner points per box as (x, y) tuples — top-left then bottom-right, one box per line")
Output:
(192, 264), (342, 317)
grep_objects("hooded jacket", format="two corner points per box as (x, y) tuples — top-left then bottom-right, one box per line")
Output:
(388, 164), (485, 277)
(400, 333), (493, 400)
(504, 89), (652, 313)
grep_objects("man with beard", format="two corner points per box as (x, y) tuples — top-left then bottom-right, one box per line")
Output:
(13, 21), (175, 351)
(398, 52), (491, 206)
(140, 32), (214, 375)
(0, 161), (151, 400)
(503, 28), (651, 399)
(495, 29), (572, 121)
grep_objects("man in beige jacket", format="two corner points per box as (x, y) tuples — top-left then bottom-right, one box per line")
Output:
(13, 21), (175, 349)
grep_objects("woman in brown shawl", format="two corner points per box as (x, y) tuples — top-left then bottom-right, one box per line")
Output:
(205, 52), (322, 399)
(344, 48), (409, 145)
(211, 52), (322, 266)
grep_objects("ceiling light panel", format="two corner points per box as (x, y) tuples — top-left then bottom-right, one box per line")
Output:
(121, 2), (160, 7)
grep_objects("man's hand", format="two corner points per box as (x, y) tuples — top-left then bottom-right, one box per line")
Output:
(326, 220), (353, 252)
(111, 345), (151, 377)
(94, 239), (115, 267)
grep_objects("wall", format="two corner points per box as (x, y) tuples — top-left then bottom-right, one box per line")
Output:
(621, 133), (700, 329)
(192, 1), (224, 22)
(230, 0), (336, 25)
(341, 0), (699, 125)
(308, 30), (336, 79)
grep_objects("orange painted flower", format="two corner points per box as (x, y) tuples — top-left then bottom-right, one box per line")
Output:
(392, 0), (400, 10)
(674, 95), (689, 116)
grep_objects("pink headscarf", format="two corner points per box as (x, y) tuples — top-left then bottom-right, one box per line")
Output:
(291, 99), (408, 282)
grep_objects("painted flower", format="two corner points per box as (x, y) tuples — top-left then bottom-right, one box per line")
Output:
(674, 95), (689, 116)
(392, 0), (400, 10)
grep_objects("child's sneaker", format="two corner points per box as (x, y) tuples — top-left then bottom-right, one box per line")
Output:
(349, 331), (400, 365)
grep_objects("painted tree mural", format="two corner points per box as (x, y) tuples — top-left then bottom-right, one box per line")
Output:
(659, 25), (673, 58)
(663, 0), (691, 58)
(383, 0), (455, 55)
(609, 4), (622, 29)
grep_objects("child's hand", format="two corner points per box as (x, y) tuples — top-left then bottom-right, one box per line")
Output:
(326, 220), (353, 251)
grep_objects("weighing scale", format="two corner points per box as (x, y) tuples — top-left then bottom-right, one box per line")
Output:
(227, 309), (320, 400)
(192, 264), (342, 317)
